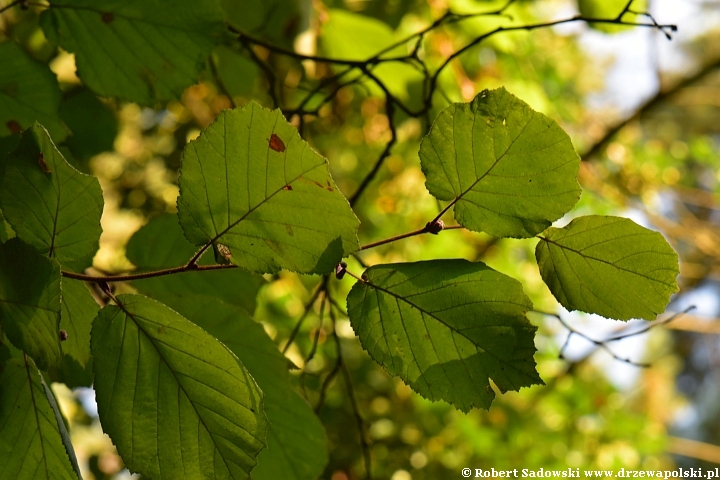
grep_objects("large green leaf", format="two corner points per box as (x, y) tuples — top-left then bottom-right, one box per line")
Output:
(91, 294), (267, 479)
(40, 0), (226, 105)
(0, 238), (62, 370)
(535, 215), (679, 320)
(0, 356), (80, 480)
(59, 279), (98, 368)
(0, 124), (103, 272)
(127, 214), (265, 315)
(177, 103), (359, 275)
(153, 293), (328, 480)
(419, 87), (581, 238)
(347, 259), (542, 411)
(0, 42), (66, 140)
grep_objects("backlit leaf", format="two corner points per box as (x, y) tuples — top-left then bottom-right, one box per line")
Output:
(91, 294), (266, 479)
(0, 238), (62, 370)
(419, 87), (581, 238)
(0, 356), (80, 480)
(177, 103), (359, 275)
(59, 279), (98, 368)
(40, 0), (226, 105)
(153, 293), (328, 480)
(536, 215), (679, 320)
(0, 124), (103, 272)
(347, 259), (542, 411)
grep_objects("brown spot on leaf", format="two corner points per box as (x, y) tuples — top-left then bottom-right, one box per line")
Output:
(217, 243), (232, 260)
(269, 133), (285, 152)
(285, 224), (294, 236)
(38, 154), (51, 173)
(283, 184), (293, 191)
(6, 120), (21, 134)
(59, 330), (68, 341)
(325, 180), (333, 192)
(102, 12), (114, 23)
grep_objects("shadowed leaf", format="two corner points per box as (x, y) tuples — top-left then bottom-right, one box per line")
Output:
(347, 259), (542, 412)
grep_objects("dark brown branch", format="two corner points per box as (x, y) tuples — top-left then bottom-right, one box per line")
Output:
(581, 56), (720, 162)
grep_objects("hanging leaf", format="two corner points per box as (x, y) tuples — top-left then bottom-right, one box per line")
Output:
(419, 87), (581, 238)
(0, 124), (103, 272)
(0, 238), (62, 370)
(91, 294), (267, 479)
(536, 215), (679, 320)
(59, 279), (99, 368)
(0, 357), (80, 480)
(347, 259), (542, 412)
(126, 214), (265, 315)
(177, 103), (359, 275)
(0, 42), (66, 140)
(40, 0), (227, 105)
(152, 293), (328, 480)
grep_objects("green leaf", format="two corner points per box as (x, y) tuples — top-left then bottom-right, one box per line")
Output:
(535, 215), (679, 320)
(151, 293), (328, 480)
(0, 42), (66, 140)
(177, 103), (359, 275)
(40, 0), (226, 105)
(59, 88), (118, 164)
(91, 294), (267, 479)
(347, 259), (542, 412)
(0, 238), (62, 370)
(221, 0), (303, 48)
(577, 0), (649, 33)
(211, 46), (260, 99)
(320, 10), (423, 103)
(127, 214), (265, 315)
(419, 87), (581, 238)
(0, 357), (79, 480)
(0, 123), (103, 272)
(59, 279), (98, 367)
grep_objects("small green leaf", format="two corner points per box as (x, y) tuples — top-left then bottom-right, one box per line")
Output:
(0, 42), (66, 140)
(577, 0), (649, 33)
(419, 87), (581, 238)
(127, 214), (265, 315)
(91, 294), (267, 479)
(40, 0), (227, 105)
(59, 279), (99, 367)
(153, 293), (328, 480)
(0, 357), (79, 480)
(536, 215), (679, 320)
(0, 238), (62, 370)
(0, 124), (103, 272)
(177, 103), (359, 275)
(347, 259), (542, 412)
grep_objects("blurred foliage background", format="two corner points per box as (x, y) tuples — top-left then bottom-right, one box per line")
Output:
(2, 0), (720, 478)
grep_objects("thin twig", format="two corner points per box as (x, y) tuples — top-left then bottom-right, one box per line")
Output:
(282, 279), (327, 354)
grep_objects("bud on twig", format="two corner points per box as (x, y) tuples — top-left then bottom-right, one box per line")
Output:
(335, 261), (347, 280)
(425, 219), (444, 235)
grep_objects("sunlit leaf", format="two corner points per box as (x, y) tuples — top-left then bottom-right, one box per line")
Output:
(577, 0), (649, 33)
(177, 103), (359, 275)
(0, 42), (66, 140)
(0, 238), (62, 370)
(127, 214), (265, 315)
(0, 356), (80, 480)
(347, 259), (542, 411)
(419, 87), (581, 238)
(40, 0), (226, 105)
(153, 293), (328, 480)
(0, 124), (103, 272)
(91, 294), (267, 479)
(536, 215), (679, 320)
